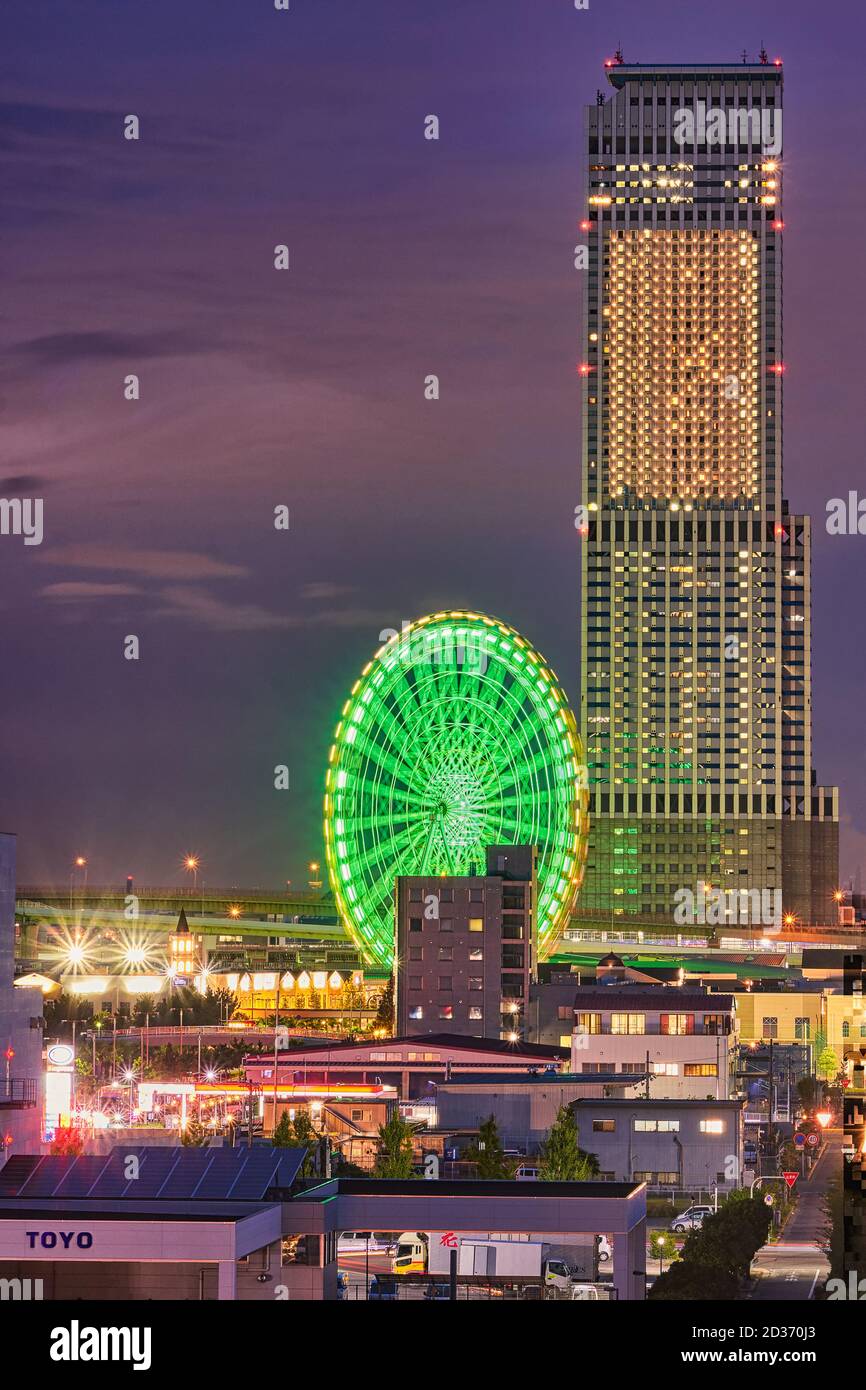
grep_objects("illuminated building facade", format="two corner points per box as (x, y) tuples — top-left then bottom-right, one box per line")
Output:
(579, 59), (838, 925)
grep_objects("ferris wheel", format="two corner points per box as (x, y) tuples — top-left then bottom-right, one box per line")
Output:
(323, 611), (589, 969)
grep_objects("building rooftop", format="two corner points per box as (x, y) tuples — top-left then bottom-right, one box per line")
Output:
(247, 1032), (566, 1060)
(571, 989), (734, 1011)
(434, 1071), (645, 1087)
(299, 1176), (643, 1201)
(606, 61), (783, 90)
(573, 1097), (745, 1109)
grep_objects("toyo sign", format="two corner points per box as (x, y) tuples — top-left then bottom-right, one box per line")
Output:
(25, 1231), (93, 1251)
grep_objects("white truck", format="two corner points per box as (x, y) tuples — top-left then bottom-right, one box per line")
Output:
(392, 1231), (597, 1291)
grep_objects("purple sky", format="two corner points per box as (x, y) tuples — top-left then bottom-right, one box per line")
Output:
(1, 0), (864, 889)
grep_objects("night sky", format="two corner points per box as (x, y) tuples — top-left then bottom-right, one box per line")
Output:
(2, 0), (864, 889)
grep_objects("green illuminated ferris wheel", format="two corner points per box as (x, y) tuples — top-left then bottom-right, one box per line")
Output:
(323, 611), (589, 970)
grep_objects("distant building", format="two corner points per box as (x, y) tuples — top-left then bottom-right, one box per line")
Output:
(573, 1098), (745, 1195)
(395, 845), (537, 1040)
(244, 1032), (566, 1101)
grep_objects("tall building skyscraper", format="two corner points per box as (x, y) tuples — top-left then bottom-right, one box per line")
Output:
(578, 56), (838, 927)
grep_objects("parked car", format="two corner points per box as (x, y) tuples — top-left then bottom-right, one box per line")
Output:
(597, 1235), (612, 1264)
(670, 1205), (714, 1233)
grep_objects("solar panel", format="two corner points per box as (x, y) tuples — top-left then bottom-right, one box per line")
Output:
(52, 1155), (113, 1198)
(192, 1148), (247, 1199)
(225, 1150), (280, 1200)
(0, 1154), (43, 1196)
(20, 1156), (75, 1196)
(157, 1148), (214, 1198)
(88, 1147), (149, 1198)
(124, 1146), (182, 1197)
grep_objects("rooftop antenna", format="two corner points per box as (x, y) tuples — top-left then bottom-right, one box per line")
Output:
(759, 43), (769, 65)
(613, 43), (624, 65)
(596, 89), (605, 106)
(741, 48), (748, 65)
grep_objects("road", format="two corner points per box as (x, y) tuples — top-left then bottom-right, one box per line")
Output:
(748, 1131), (838, 1300)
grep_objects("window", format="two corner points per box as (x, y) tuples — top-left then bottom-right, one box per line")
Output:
(661, 1013), (694, 1036)
(684, 1063), (718, 1077)
(409, 917), (422, 933)
(794, 1017), (811, 1041)
(576, 1013), (602, 1035)
(652, 1062), (679, 1076)
(439, 1005), (453, 1020)
(469, 948), (483, 961)
(703, 1014), (726, 1035)
(657, 1172), (680, 1186)
(559, 1034), (573, 1048)
(619, 1061), (644, 1074)
(592, 1118), (616, 1132)
(409, 975), (423, 991)
(762, 1017), (778, 1039)
(409, 887), (422, 902)
(438, 976), (452, 992)
(440, 888), (454, 903)
(439, 917), (453, 932)
(843, 1021), (851, 1039)
(409, 946), (423, 961)
(469, 918), (484, 933)
(469, 1006), (483, 1021)
(557, 1006), (573, 1021)
(470, 887), (484, 902)
(469, 977), (483, 991)
(611, 1012), (645, 1035)
(635, 1119), (680, 1132)
(437, 946), (452, 961)
(700, 1119), (725, 1134)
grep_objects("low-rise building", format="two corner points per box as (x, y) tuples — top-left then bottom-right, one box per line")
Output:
(567, 986), (737, 1099)
(244, 1032), (567, 1100)
(434, 1071), (645, 1154)
(573, 1097), (745, 1194)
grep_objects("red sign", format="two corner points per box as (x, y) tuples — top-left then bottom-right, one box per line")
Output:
(782, 1171), (799, 1190)
(806, 1131), (819, 1147)
(439, 1232), (458, 1248)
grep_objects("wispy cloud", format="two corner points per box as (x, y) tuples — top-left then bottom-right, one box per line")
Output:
(38, 544), (247, 581)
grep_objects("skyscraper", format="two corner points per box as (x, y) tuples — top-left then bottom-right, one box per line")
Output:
(578, 56), (838, 928)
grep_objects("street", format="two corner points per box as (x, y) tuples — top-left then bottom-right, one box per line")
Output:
(748, 1132), (838, 1300)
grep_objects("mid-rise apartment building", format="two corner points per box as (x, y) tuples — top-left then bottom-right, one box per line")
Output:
(395, 845), (536, 1040)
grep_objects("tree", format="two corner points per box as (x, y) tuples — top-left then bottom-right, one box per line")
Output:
(284, 1110), (320, 1177)
(181, 1116), (209, 1147)
(680, 1196), (771, 1279)
(649, 1260), (738, 1300)
(272, 1111), (294, 1147)
(462, 1115), (514, 1178)
(374, 1110), (415, 1178)
(816, 1045), (840, 1083)
(374, 975), (395, 1033)
(50, 1126), (84, 1158)
(539, 1106), (599, 1182)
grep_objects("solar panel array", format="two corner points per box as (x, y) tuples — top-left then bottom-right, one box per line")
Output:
(0, 1145), (305, 1200)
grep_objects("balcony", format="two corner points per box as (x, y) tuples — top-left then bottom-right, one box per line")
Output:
(0, 1079), (38, 1108)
